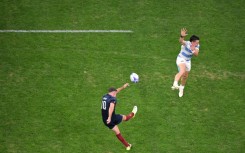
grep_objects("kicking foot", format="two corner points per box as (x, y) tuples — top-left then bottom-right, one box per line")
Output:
(132, 106), (138, 117)
(126, 144), (132, 150)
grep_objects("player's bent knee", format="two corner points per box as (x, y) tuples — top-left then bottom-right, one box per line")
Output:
(182, 75), (188, 79)
(183, 73), (189, 79)
(112, 126), (120, 135)
(122, 115), (126, 121)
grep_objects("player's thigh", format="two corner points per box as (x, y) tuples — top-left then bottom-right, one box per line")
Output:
(176, 57), (187, 72)
(112, 125), (120, 135)
(185, 61), (191, 71)
(177, 63), (186, 74)
(103, 114), (122, 129)
(112, 114), (123, 125)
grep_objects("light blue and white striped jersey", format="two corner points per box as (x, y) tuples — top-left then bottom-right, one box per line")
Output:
(178, 41), (200, 61)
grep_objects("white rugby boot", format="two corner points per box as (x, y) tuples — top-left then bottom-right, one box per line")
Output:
(171, 85), (179, 90)
(132, 106), (138, 117)
(171, 81), (179, 90)
(178, 85), (184, 97)
(126, 144), (132, 150)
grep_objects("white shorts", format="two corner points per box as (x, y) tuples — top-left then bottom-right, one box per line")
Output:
(176, 56), (191, 72)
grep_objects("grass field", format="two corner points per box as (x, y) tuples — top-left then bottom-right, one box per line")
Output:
(0, 0), (244, 153)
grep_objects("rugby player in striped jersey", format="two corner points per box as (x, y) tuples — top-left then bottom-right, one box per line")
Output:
(172, 28), (200, 97)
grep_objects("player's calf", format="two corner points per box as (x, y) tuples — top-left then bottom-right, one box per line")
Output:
(124, 106), (138, 121)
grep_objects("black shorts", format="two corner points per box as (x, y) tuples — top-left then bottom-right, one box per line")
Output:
(103, 114), (123, 129)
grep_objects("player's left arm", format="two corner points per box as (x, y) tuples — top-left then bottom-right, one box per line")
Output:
(116, 83), (129, 93)
(107, 102), (115, 124)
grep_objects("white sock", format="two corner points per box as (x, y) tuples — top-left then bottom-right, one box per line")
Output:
(173, 81), (178, 86)
(180, 85), (185, 89)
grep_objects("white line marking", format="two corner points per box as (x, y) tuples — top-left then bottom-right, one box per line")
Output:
(0, 30), (133, 33)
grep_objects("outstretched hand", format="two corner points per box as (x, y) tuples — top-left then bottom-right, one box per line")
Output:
(181, 28), (188, 37)
(116, 83), (130, 94)
(123, 83), (129, 88)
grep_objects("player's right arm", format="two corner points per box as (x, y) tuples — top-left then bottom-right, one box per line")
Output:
(107, 102), (115, 124)
(179, 28), (187, 45)
(116, 83), (129, 94)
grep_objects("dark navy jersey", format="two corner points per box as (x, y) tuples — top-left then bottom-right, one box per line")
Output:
(101, 94), (117, 120)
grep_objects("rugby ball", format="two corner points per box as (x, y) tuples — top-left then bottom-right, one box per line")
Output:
(130, 73), (139, 83)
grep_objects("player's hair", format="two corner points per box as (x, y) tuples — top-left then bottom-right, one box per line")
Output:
(190, 35), (199, 42)
(108, 87), (117, 92)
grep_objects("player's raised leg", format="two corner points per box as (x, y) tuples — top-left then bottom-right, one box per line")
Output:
(123, 106), (138, 121)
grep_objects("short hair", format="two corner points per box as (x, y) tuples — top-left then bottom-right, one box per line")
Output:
(190, 35), (200, 42)
(108, 87), (117, 92)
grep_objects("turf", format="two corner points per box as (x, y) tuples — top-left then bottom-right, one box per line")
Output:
(0, 0), (244, 153)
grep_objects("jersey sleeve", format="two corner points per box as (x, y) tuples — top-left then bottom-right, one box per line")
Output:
(109, 97), (117, 104)
(182, 40), (187, 46)
(186, 41), (191, 49)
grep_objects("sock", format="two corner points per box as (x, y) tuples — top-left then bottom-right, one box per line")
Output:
(116, 133), (129, 147)
(180, 85), (185, 89)
(125, 112), (134, 121)
(173, 81), (178, 86)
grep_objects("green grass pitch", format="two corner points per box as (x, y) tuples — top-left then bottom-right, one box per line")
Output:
(0, 0), (244, 152)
